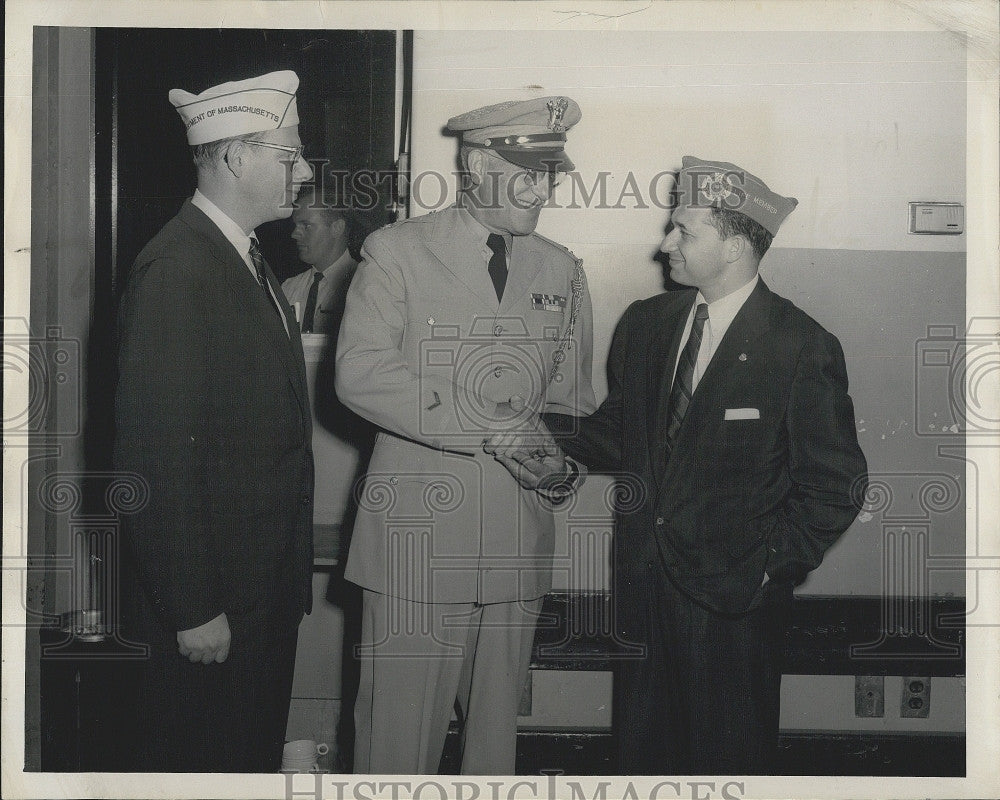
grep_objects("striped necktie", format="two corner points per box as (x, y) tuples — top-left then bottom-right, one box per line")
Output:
(663, 302), (710, 458)
(248, 239), (282, 318)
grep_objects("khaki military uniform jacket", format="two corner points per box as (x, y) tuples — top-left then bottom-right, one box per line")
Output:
(336, 205), (596, 604)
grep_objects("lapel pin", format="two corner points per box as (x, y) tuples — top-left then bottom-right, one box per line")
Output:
(427, 317), (435, 326)
(739, 353), (748, 361)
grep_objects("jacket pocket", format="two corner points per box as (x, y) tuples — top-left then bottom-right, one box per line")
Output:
(723, 514), (773, 560)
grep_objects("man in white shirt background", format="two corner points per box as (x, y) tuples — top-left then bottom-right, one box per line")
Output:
(282, 185), (364, 335)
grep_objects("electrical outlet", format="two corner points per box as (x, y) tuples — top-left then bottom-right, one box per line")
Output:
(855, 676), (885, 717)
(900, 676), (931, 718)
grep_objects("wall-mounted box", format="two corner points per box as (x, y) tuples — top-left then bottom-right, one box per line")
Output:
(909, 202), (964, 235)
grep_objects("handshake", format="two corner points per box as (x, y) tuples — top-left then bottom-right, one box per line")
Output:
(482, 397), (579, 499)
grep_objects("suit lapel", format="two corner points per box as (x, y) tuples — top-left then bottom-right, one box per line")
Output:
(654, 280), (773, 503)
(499, 235), (544, 311)
(688, 280), (772, 412)
(424, 208), (501, 308)
(647, 290), (696, 475)
(179, 201), (309, 415)
(261, 260), (310, 414)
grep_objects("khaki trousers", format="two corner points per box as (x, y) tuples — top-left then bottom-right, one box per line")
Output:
(353, 590), (542, 775)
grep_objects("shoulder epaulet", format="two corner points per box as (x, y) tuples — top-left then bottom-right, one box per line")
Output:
(531, 231), (583, 265)
(375, 218), (406, 233)
(381, 209), (442, 231)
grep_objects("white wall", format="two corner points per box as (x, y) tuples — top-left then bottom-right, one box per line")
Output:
(411, 30), (966, 363)
(411, 30), (966, 245)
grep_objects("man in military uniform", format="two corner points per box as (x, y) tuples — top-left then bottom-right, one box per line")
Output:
(335, 96), (596, 774)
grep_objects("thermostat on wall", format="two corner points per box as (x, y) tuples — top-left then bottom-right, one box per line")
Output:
(908, 202), (964, 235)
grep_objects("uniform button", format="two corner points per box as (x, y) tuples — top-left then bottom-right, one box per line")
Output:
(494, 367), (503, 378)
(300, 492), (311, 506)
(655, 516), (664, 525)
(493, 324), (503, 336)
(389, 476), (399, 485)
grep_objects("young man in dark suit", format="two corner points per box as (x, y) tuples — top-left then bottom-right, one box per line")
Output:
(487, 156), (868, 774)
(113, 71), (315, 772)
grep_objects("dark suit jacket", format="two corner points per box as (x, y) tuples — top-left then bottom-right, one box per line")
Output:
(546, 279), (867, 615)
(114, 200), (314, 637)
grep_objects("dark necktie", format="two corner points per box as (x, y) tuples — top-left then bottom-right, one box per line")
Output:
(301, 271), (323, 333)
(248, 239), (282, 318)
(486, 233), (508, 302)
(663, 302), (710, 457)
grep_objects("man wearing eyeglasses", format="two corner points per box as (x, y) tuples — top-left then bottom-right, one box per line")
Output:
(114, 70), (315, 772)
(335, 97), (596, 774)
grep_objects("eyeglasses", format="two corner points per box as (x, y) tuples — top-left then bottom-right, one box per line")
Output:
(243, 139), (305, 162)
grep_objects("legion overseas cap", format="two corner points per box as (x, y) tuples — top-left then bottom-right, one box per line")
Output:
(677, 156), (798, 236)
(169, 70), (300, 146)
(448, 96), (581, 172)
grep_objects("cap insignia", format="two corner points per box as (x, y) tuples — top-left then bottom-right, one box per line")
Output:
(546, 98), (569, 132)
(701, 171), (736, 203)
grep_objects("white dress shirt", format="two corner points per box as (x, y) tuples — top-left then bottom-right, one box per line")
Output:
(671, 274), (759, 393)
(280, 249), (358, 334)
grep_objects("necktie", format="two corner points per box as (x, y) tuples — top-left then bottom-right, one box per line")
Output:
(248, 239), (282, 318)
(663, 302), (710, 457)
(301, 271), (323, 333)
(486, 233), (508, 302)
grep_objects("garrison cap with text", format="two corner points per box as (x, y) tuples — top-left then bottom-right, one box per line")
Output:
(677, 156), (798, 236)
(448, 96), (581, 172)
(169, 70), (301, 146)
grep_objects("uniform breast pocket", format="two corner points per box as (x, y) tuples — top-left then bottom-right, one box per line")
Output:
(530, 291), (569, 315)
(361, 471), (469, 520)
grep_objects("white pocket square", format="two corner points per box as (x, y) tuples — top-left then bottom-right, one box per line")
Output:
(725, 408), (760, 420)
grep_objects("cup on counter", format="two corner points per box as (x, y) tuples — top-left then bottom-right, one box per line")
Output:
(281, 740), (329, 773)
